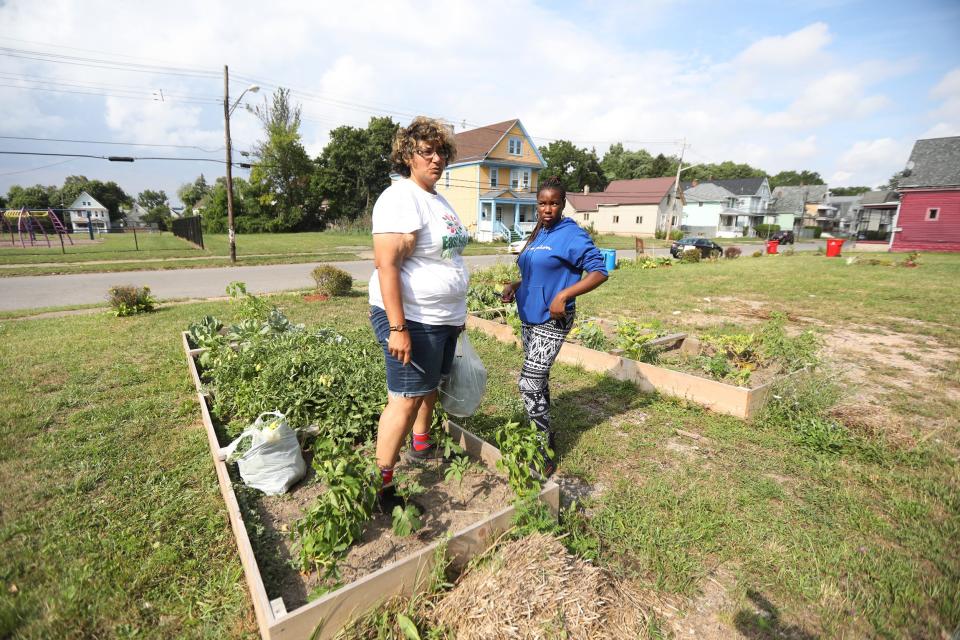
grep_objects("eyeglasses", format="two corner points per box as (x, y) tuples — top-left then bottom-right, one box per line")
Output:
(414, 147), (448, 160)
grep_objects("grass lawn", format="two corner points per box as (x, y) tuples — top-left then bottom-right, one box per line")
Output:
(1, 254), (957, 638)
(0, 232), (504, 277)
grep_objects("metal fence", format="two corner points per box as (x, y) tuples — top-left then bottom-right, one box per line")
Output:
(171, 215), (204, 249)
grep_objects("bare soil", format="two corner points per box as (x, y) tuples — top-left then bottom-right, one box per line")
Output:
(253, 457), (512, 610)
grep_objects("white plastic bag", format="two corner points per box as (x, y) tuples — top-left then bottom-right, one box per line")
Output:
(217, 411), (306, 495)
(439, 334), (487, 417)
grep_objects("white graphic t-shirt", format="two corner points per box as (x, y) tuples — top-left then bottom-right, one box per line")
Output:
(368, 178), (470, 325)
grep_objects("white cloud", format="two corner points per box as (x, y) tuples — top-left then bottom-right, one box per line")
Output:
(835, 138), (911, 187)
(734, 22), (832, 68)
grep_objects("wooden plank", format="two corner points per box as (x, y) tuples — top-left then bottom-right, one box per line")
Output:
(643, 332), (687, 351)
(270, 538), (443, 640)
(182, 334), (276, 638)
(466, 315), (519, 346)
(463, 321), (758, 419)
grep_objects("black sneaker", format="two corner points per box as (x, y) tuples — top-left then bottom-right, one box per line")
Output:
(376, 485), (406, 513)
(404, 435), (448, 465)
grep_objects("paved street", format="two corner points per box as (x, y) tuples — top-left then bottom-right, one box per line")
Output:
(0, 241), (826, 312)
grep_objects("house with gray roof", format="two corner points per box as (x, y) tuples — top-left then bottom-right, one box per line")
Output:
(769, 185), (830, 235)
(680, 182), (736, 236)
(891, 136), (960, 252)
(853, 190), (898, 241)
(680, 177), (774, 237)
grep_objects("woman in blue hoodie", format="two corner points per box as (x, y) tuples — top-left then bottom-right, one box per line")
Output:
(500, 177), (608, 474)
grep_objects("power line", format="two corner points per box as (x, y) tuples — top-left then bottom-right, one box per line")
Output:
(0, 82), (220, 104)
(0, 150), (230, 164)
(0, 71), (218, 101)
(0, 46), (222, 80)
(0, 135), (223, 153)
(0, 157), (77, 177)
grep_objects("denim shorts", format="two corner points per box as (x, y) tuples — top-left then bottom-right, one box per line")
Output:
(370, 306), (461, 398)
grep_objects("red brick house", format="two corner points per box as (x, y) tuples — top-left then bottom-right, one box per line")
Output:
(891, 136), (960, 252)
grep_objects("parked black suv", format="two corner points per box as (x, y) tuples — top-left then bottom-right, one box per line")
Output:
(670, 237), (724, 258)
(769, 230), (795, 244)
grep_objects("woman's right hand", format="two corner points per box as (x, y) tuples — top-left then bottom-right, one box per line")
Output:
(500, 282), (517, 303)
(388, 330), (412, 365)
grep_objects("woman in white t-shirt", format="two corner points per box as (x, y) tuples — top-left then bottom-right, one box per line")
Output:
(369, 116), (470, 510)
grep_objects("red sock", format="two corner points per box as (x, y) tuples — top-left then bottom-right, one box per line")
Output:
(380, 466), (394, 488)
(412, 431), (431, 451)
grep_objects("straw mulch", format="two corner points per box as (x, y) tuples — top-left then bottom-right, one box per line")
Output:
(428, 533), (653, 639)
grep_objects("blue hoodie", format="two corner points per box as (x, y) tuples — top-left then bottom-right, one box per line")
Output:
(516, 217), (607, 325)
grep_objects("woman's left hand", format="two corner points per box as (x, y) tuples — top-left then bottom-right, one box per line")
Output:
(548, 292), (569, 319)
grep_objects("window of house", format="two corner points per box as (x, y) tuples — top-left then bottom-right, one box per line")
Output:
(613, 215), (620, 224)
(508, 136), (522, 155)
(927, 208), (940, 221)
(445, 170), (450, 188)
(510, 168), (530, 190)
(636, 216), (642, 224)
(698, 202), (703, 207)
(584, 213), (590, 221)
(489, 168), (498, 188)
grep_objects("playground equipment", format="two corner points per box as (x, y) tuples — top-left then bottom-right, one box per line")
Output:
(1, 208), (74, 248)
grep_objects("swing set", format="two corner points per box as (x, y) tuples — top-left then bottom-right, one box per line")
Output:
(1, 208), (74, 248)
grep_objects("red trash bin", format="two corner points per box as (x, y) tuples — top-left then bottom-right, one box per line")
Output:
(825, 238), (845, 257)
(766, 239), (779, 255)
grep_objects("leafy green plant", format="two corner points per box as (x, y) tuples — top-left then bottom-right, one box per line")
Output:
(444, 455), (473, 502)
(107, 285), (157, 317)
(293, 438), (379, 582)
(226, 281), (272, 323)
(615, 318), (659, 361)
(570, 319), (609, 351)
(391, 474), (425, 537)
(679, 250), (701, 264)
(669, 229), (684, 241)
(724, 247), (742, 259)
(310, 265), (353, 296)
(494, 420), (549, 499)
(752, 250), (763, 258)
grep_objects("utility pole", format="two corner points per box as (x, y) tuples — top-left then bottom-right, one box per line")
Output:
(223, 65), (237, 263)
(665, 138), (687, 240)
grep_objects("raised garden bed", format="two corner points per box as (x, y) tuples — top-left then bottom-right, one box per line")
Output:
(182, 332), (559, 639)
(466, 313), (807, 420)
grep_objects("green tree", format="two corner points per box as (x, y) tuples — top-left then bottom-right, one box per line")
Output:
(830, 186), (872, 196)
(200, 177), (260, 233)
(683, 161), (766, 182)
(877, 173), (901, 191)
(312, 116), (398, 224)
(177, 175), (210, 211)
(6, 184), (57, 210)
(768, 170), (825, 189)
(538, 140), (607, 193)
(248, 87), (315, 231)
(601, 143), (656, 180)
(648, 153), (677, 178)
(137, 189), (168, 210)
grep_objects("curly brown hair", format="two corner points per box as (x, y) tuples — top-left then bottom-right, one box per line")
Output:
(390, 116), (457, 177)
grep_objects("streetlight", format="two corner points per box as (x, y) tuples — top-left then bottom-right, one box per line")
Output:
(223, 65), (259, 263)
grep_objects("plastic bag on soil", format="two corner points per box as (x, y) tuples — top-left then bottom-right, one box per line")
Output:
(439, 333), (487, 417)
(217, 411), (306, 495)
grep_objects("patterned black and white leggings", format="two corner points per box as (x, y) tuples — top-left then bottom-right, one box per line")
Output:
(519, 309), (575, 450)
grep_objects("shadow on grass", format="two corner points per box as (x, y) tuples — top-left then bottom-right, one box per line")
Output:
(734, 590), (819, 640)
(459, 373), (656, 463)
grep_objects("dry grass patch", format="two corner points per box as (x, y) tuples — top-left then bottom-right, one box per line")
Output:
(429, 533), (658, 639)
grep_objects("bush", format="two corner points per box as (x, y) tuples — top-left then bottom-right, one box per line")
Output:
(680, 250), (701, 264)
(754, 223), (780, 237)
(752, 250), (763, 258)
(311, 265), (353, 296)
(669, 229), (684, 241)
(107, 285), (157, 317)
(654, 229), (666, 240)
(725, 247), (742, 259)
(804, 225), (822, 239)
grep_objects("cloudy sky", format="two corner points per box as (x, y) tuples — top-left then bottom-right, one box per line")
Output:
(1, 0), (958, 205)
